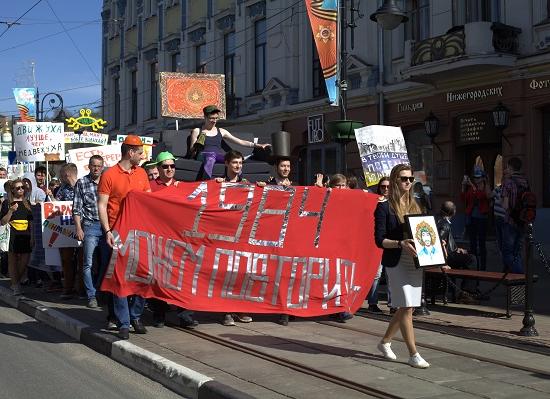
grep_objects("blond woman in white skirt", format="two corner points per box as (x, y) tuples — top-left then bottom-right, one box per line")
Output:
(373, 164), (430, 368)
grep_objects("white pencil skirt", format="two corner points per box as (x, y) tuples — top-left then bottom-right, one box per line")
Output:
(385, 254), (423, 308)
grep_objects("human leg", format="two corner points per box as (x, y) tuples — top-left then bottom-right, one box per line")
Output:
(367, 264), (383, 306)
(82, 222), (101, 300)
(501, 223), (524, 273)
(476, 218), (487, 271)
(8, 252), (19, 289)
(398, 307), (417, 356)
(60, 248), (76, 296)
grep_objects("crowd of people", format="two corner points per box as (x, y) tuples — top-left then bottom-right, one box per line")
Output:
(0, 104), (531, 370)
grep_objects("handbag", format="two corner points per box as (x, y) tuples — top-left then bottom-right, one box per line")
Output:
(189, 132), (206, 160)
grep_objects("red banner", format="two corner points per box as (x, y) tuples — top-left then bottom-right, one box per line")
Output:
(101, 182), (382, 316)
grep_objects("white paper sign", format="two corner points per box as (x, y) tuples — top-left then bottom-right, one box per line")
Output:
(41, 201), (81, 248)
(65, 131), (109, 146)
(68, 144), (121, 178)
(14, 122), (65, 162)
(354, 125), (410, 187)
(116, 135), (154, 160)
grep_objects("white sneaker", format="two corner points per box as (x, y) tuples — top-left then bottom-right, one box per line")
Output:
(377, 341), (397, 360)
(408, 353), (430, 368)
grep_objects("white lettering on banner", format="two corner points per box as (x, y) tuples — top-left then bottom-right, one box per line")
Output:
(68, 144), (122, 178)
(108, 229), (361, 308)
(529, 79), (550, 90)
(446, 86), (503, 103)
(397, 102), (424, 112)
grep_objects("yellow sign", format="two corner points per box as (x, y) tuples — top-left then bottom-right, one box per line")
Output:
(65, 109), (107, 132)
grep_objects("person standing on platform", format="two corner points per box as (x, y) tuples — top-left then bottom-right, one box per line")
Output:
(98, 135), (150, 339)
(374, 164), (430, 369)
(190, 105), (270, 179)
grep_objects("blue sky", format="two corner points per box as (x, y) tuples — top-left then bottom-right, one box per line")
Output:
(0, 0), (102, 119)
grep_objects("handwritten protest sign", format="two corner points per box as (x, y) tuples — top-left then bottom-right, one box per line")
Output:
(354, 125), (410, 187)
(41, 201), (81, 248)
(102, 182), (382, 316)
(116, 135), (154, 161)
(67, 144), (121, 178)
(65, 131), (109, 146)
(14, 122), (65, 162)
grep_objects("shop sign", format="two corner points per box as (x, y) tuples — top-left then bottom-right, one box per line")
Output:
(455, 112), (499, 146)
(529, 78), (550, 90)
(397, 102), (424, 112)
(446, 86), (502, 103)
(307, 114), (324, 144)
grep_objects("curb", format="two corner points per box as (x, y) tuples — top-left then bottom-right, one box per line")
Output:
(0, 286), (255, 399)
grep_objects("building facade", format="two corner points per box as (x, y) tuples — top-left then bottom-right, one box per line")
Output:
(101, 0), (550, 210)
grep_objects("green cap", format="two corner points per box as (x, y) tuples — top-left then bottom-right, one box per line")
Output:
(203, 104), (221, 115)
(153, 151), (177, 164)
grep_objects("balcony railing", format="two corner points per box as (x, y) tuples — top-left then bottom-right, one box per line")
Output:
(491, 22), (522, 54)
(411, 28), (465, 66)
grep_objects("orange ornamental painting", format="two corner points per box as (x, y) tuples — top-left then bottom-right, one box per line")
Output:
(160, 72), (226, 119)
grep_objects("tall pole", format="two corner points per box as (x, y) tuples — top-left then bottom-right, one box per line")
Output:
(520, 223), (538, 336)
(339, 0), (347, 120)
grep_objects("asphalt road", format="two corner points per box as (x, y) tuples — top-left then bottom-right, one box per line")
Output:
(0, 303), (186, 399)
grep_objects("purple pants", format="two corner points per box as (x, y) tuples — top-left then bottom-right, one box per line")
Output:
(199, 151), (225, 178)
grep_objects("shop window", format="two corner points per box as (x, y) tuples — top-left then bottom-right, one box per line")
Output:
(405, 129), (433, 188)
(453, 0), (501, 25)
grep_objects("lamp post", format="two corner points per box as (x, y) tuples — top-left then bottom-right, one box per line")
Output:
(370, 0), (408, 125)
(36, 90), (64, 122)
(424, 112), (442, 154)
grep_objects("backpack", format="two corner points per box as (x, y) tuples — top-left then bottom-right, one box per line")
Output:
(510, 179), (536, 226)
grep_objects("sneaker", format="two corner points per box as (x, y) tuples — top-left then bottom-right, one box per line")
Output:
(117, 328), (130, 340)
(222, 314), (236, 326)
(278, 314), (289, 326)
(12, 285), (22, 296)
(408, 353), (430, 369)
(368, 304), (383, 313)
(106, 320), (118, 331)
(179, 312), (199, 329)
(233, 313), (252, 323)
(86, 298), (98, 308)
(377, 341), (397, 360)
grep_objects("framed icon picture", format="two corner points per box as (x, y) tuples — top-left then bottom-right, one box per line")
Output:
(405, 215), (446, 268)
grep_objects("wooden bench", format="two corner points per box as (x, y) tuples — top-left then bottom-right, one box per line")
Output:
(424, 268), (538, 318)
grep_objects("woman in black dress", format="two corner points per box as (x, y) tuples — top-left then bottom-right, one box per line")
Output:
(0, 179), (34, 295)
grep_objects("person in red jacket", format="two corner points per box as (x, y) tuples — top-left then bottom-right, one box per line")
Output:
(460, 167), (491, 271)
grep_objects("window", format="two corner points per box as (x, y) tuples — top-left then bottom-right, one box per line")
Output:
(195, 43), (206, 73)
(130, 70), (137, 125)
(254, 18), (266, 92)
(150, 62), (158, 119)
(224, 32), (236, 97)
(312, 40), (327, 98)
(543, 107), (550, 206)
(405, 129), (433, 188)
(113, 76), (120, 128)
(406, 0), (430, 41)
(171, 52), (181, 72)
(453, 0), (501, 25)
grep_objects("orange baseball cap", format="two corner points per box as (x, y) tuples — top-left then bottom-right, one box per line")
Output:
(123, 135), (144, 146)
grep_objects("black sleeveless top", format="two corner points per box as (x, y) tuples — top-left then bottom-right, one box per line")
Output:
(202, 128), (223, 153)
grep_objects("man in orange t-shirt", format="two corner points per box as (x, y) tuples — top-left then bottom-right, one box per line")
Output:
(98, 135), (150, 339)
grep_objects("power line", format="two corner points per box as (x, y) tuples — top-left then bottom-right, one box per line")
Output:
(44, 0), (100, 83)
(0, 83), (101, 103)
(0, 0), (43, 39)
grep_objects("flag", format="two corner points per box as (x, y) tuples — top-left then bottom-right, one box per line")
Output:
(305, 0), (339, 104)
(13, 88), (37, 122)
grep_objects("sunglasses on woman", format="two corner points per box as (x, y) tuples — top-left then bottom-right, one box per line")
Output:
(161, 164), (175, 170)
(380, 185), (390, 190)
(14, 186), (24, 190)
(399, 176), (415, 183)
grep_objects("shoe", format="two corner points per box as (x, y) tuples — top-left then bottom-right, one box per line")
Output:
(117, 328), (130, 340)
(86, 298), (98, 308)
(377, 341), (397, 360)
(12, 285), (22, 296)
(222, 314), (236, 326)
(408, 353), (430, 369)
(389, 307), (397, 314)
(278, 314), (289, 326)
(106, 320), (118, 331)
(337, 312), (353, 323)
(233, 313), (252, 323)
(179, 313), (199, 329)
(20, 278), (29, 286)
(368, 305), (383, 313)
(153, 318), (165, 328)
(60, 291), (74, 300)
(130, 319), (147, 334)
(35, 279), (43, 288)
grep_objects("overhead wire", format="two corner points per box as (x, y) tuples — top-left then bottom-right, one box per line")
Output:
(0, 0), (43, 40)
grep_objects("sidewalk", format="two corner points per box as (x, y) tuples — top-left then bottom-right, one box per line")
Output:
(1, 276), (550, 399)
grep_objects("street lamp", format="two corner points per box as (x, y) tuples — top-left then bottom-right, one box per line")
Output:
(370, 0), (409, 30)
(36, 91), (64, 122)
(424, 112), (442, 153)
(491, 102), (512, 146)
